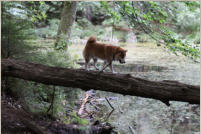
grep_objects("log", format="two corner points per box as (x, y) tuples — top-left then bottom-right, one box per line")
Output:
(2, 59), (200, 105)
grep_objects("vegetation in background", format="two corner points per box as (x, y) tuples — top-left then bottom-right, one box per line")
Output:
(101, 1), (200, 61)
(2, 1), (79, 122)
(1, 1), (200, 134)
(54, 2), (78, 50)
(1, 2), (35, 58)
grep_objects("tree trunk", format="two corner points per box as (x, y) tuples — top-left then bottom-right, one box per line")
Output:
(54, 1), (77, 49)
(2, 59), (200, 105)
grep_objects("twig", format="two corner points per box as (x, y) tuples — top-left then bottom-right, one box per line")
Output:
(105, 97), (114, 110)
(89, 101), (101, 111)
(129, 126), (136, 134)
(105, 97), (115, 121)
(47, 86), (56, 114)
(131, 1), (166, 45)
(118, 105), (123, 114)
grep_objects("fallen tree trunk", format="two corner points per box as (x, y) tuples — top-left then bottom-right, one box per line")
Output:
(2, 59), (200, 105)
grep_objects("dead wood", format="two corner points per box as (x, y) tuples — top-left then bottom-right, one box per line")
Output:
(105, 97), (115, 121)
(2, 59), (200, 105)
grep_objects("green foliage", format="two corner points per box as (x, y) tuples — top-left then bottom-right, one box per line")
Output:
(78, 1), (108, 20)
(101, 1), (121, 24)
(175, 2), (200, 45)
(3, 36), (80, 120)
(35, 19), (60, 39)
(62, 116), (71, 124)
(69, 111), (89, 125)
(2, 3), (200, 133)
(72, 22), (105, 39)
(1, 2), (35, 58)
(55, 40), (68, 50)
(184, 1), (200, 11)
(160, 29), (200, 60)
(113, 1), (200, 61)
(24, 2), (48, 25)
(2, 2), (79, 118)
(79, 126), (88, 132)
(113, 30), (128, 43)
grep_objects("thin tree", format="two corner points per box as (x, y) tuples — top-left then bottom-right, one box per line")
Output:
(55, 1), (77, 49)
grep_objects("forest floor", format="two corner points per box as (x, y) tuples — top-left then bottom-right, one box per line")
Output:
(70, 42), (200, 85)
(1, 94), (112, 134)
(69, 41), (200, 134)
(2, 39), (200, 134)
(1, 94), (49, 134)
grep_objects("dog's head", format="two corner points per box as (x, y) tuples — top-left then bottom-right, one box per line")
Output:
(114, 49), (127, 64)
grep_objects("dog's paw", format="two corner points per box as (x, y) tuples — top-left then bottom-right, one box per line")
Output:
(98, 70), (104, 75)
(112, 71), (117, 74)
(85, 68), (90, 71)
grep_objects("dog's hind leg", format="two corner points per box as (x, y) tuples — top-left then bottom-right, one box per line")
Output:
(93, 58), (99, 70)
(102, 61), (106, 68)
(100, 61), (107, 71)
(100, 61), (111, 73)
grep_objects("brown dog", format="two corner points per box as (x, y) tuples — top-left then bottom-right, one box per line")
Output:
(83, 36), (127, 73)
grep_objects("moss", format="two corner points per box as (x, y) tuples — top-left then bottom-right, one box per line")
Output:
(70, 111), (89, 125)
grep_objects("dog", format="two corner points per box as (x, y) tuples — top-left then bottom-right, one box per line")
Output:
(83, 36), (127, 73)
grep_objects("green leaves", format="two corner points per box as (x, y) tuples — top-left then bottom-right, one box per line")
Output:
(163, 34), (200, 60)
(143, 13), (153, 21)
(69, 111), (89, 125)
(2, 1), (36, 58)
(184, 1), (200, 11)
(55, 40), (67, 50)
(101, 1), (121, 23)
(116, 1), (200, 61)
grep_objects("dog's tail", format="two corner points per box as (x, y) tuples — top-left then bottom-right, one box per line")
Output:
(87, 36), (96, 44)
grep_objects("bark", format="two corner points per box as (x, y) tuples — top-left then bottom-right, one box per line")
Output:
(54, 1), (77, 48)
(2, 59), (200, 105)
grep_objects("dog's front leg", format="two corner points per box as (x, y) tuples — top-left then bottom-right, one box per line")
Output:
(85, 62), (89, 71)
(109, 63), (117, 74)
(85, 60), (90, 71)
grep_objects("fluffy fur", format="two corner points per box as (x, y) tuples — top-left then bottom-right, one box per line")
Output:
(83, 36), (127, 73)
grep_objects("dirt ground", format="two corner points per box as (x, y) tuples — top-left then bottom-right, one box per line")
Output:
(69, 42), (200, 134)
(69, 42), (200, 85)
(2, 40), (199, 134)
